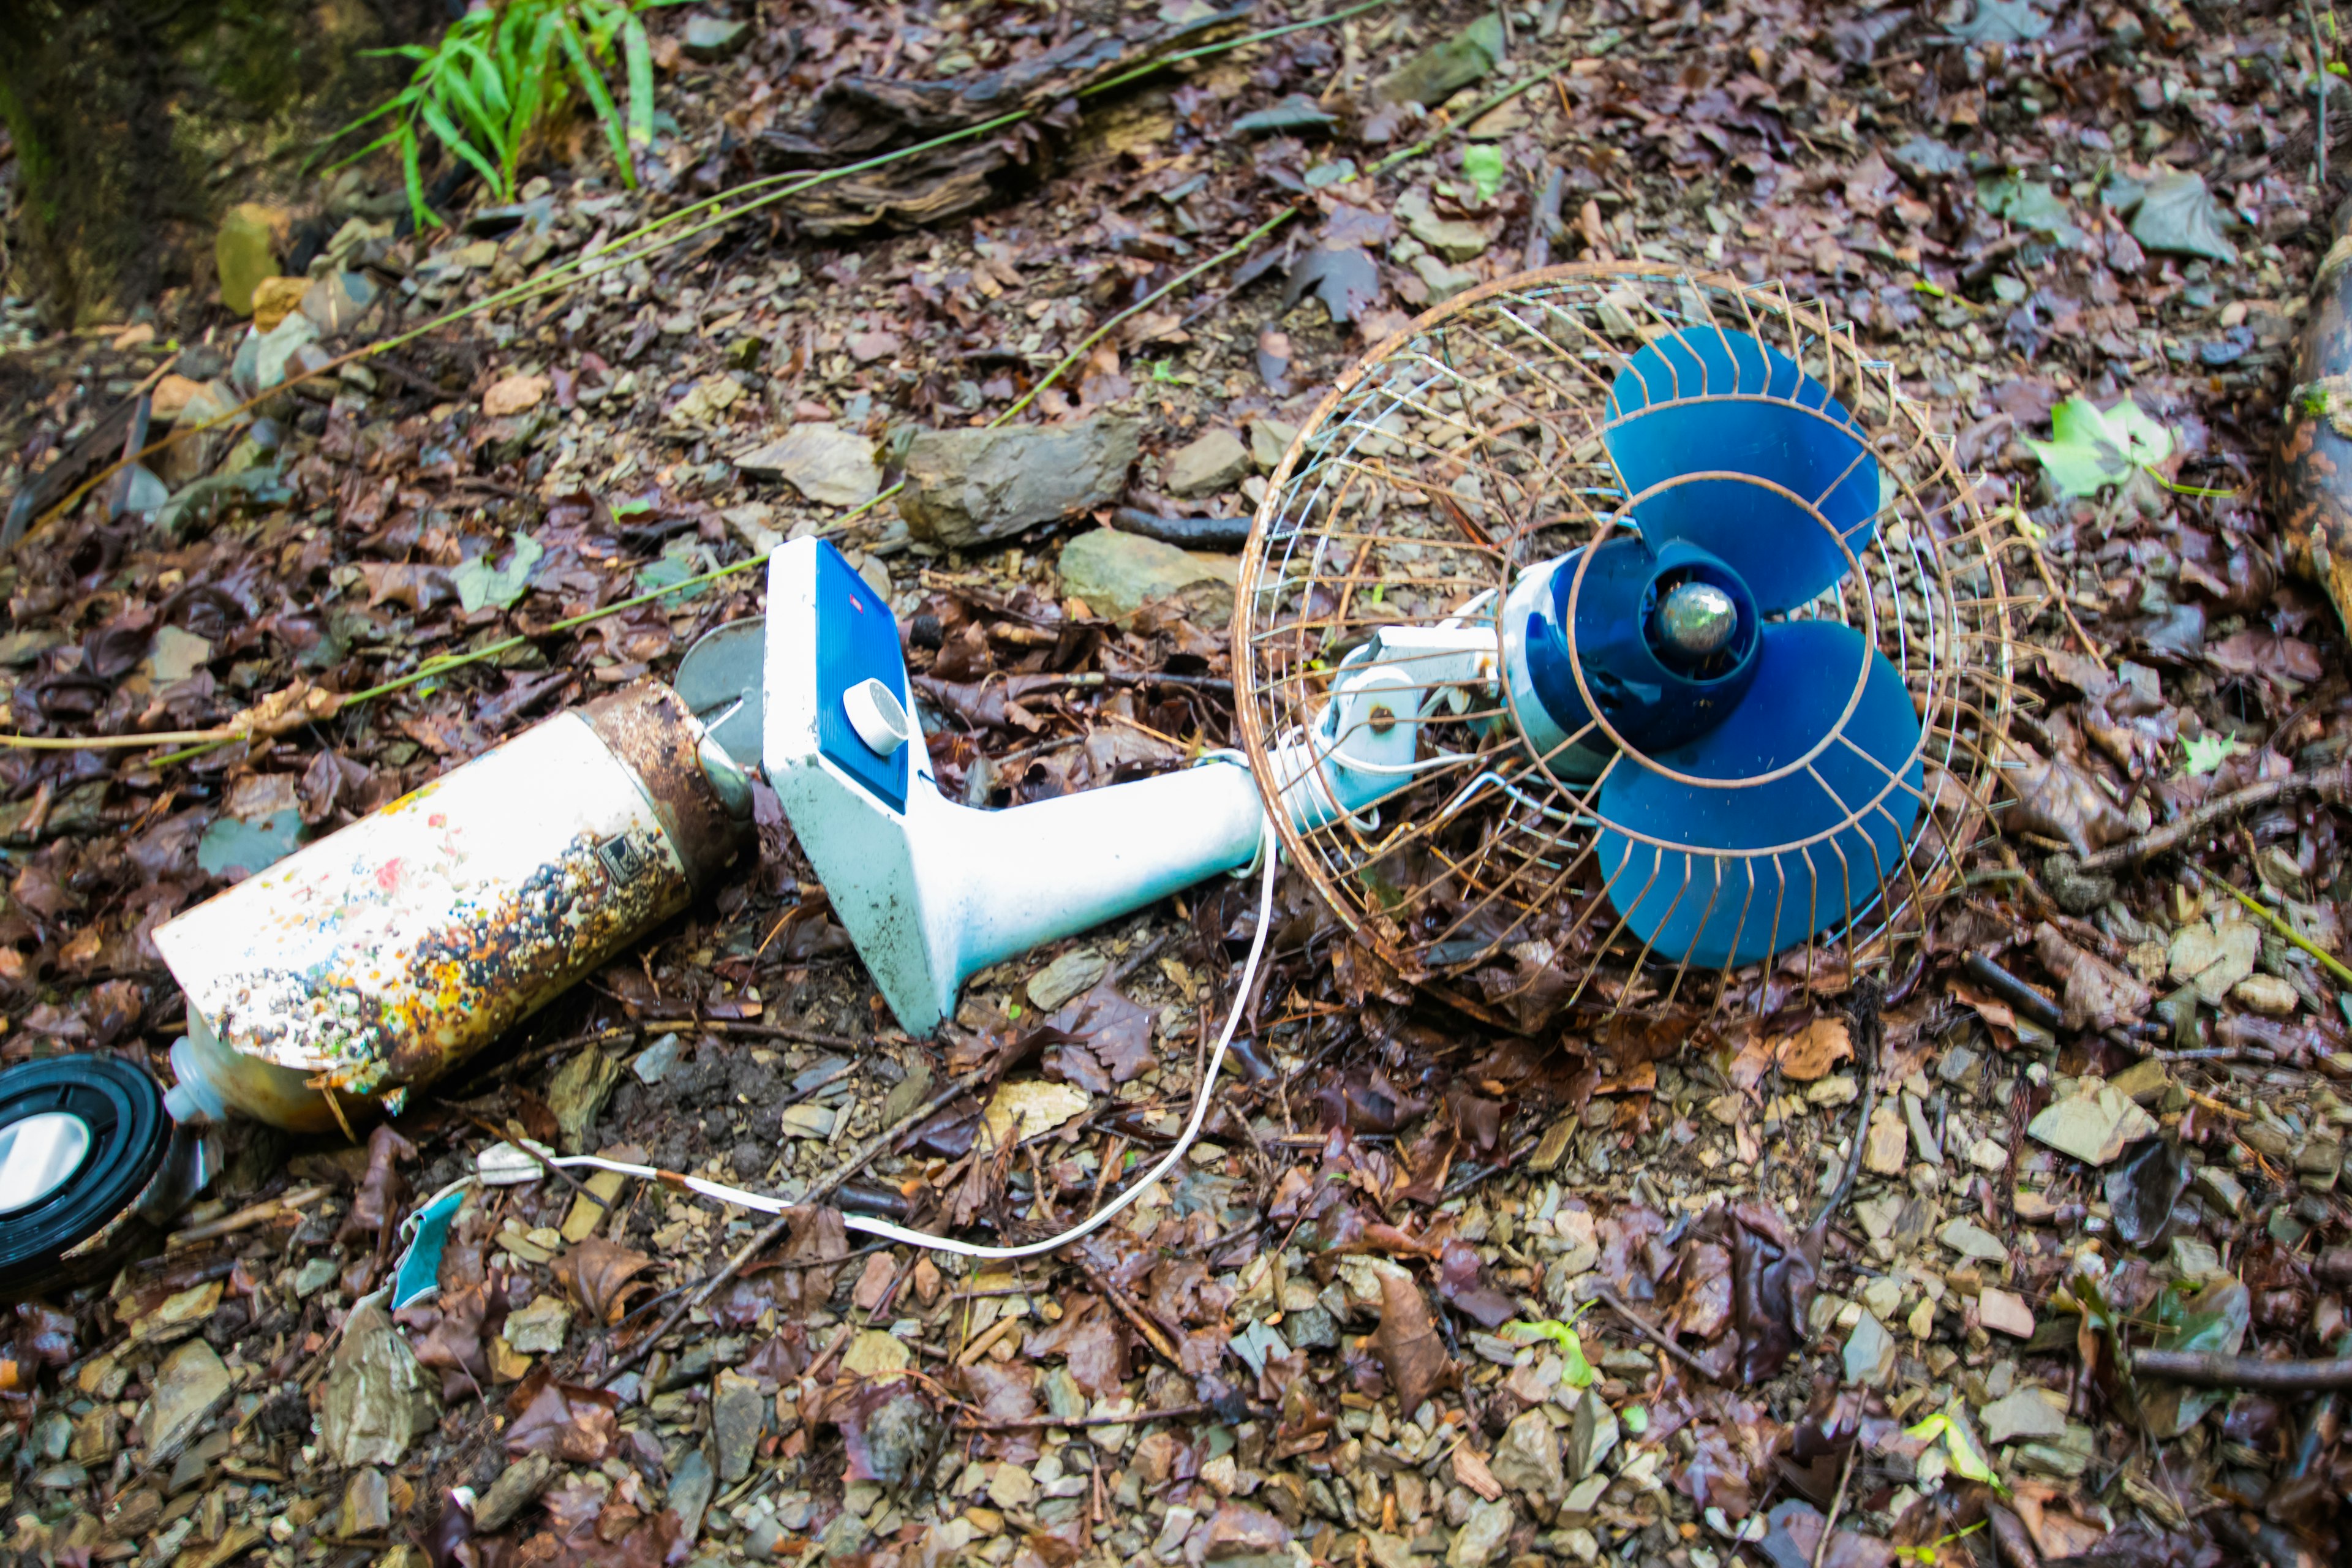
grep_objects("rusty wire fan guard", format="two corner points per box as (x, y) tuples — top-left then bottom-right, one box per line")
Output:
(1234, 265), (2024, 1017)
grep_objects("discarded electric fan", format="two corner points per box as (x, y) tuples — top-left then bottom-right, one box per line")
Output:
(763, 266), (2018, 1042)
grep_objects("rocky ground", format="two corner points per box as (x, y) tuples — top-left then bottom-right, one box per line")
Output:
(1, 1), (2350, 1567)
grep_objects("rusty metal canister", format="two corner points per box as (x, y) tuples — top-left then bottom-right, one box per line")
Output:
(154, 684), (750, 1132)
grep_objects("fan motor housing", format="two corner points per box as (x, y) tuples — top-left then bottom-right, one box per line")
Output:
(1509, 538), (1762, 779)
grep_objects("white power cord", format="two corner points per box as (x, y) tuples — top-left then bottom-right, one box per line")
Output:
(514, 826), (1281, 1261)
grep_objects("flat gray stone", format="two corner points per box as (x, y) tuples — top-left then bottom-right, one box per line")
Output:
(1937, 1217), (2009, 1264)
(319, 1298), (434, 1468)
(2168, 918), (2260, 1005)
(632, 1031), (684, 1086)
(301, 271), (378, 337)
(1166, 428), (1250, 496)
(2195, 1164), (2247, 1216)
(1057, 527), (1235, 628)
(1446, 1498), (1516, 1568)
(668, 1447), (715, 1543)
(1396, 191), (1491, 263)
(712, 1370), (766, 1483)
(1843, 1311), (1896, 1388)
(735, 423), (881, 508)
(1412, 252), (1480, 302)
(504, 1295), (571, 1355)
(148, 1341), (231, 1460)
(684, 14), (751, 59)
(475, 1452), (555, 1532)
(897, 415), (1140, 548)
(1250, 418), (1299, 470)
(1489, 1408), (1564, 1499)
(1027, 948), (1108, 1012)
(1980, 1389), (2070, 1446)
(252, 313), (321, 391)
(2027, 1084), (2158, 1166)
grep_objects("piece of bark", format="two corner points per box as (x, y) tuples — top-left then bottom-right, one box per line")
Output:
(761, 9), (1247, 234)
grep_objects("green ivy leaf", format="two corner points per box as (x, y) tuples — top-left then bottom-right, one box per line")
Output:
(1462, 144), (1506, 205)
(1504, 1316), (1598, 1388)
(1903, 1406), (2005, 1491)
(2023, 396), (2176, 499)
(2180, 731), (2250, 777)
(451, 532), (545, 612)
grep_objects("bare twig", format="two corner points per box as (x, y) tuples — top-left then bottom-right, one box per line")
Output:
(1962, 952), (2066, 1032)
(1593, 1283), (1716, 1380)
(1809, 978), (1885, 1235)
(2069, 764), (2352, 872)
(1811, 1445), (1856, 1568)
(2131, 1349), (2352, 1390)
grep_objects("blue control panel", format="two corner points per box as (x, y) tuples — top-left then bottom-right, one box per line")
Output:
(814, 542), (910, 813)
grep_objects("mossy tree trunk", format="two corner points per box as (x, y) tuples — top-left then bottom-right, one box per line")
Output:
(0, 0), (440, 326)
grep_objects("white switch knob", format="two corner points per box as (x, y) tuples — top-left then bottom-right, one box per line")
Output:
(842, 677), (910, 757)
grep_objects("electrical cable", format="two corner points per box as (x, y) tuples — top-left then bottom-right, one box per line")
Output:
(513, 823), (1281, 1261)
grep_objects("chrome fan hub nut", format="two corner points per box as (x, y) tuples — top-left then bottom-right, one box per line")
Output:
(1655, 581), (1738, 657)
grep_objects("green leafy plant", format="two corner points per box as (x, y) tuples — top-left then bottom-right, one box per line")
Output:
(320, 0), (679, 230)
(2024, 394), (2173, 499)
(2180, 730), (2250, 777)
(1503, 1312), (1599, 1389)
(1461, 143), (1506, 203)
(1902, 1406), (2004, 1493)
(2025, 394), (2236, 500)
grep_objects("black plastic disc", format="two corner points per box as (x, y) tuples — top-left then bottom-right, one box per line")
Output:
(0, 1056), (170, 1295)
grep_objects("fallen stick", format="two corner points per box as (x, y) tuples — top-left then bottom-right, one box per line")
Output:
(2132, 1349), (2352, 1391)
(165, 1184), (333, 1248)
(1592, 1283), (1716, 1380)
(1962, 951), (2066, 1032)
(2068, 764), (2352, 872)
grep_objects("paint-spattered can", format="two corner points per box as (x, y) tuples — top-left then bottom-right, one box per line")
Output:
(155, 683), (752, 1131)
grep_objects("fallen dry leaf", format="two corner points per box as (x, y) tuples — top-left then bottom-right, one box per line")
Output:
(504, 1377), (617, 1462)
(979, 1079), (1090, 1150)
(1370, 1270), (1453, 1415)
(551, 1238), (654, 1326)
(1773, 1017), (1852, 1082)
(483, 374), (551, 417)
(1999, 742), (2128, 859)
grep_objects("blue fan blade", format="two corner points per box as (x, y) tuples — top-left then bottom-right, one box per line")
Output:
(1603, 328), (1879, 614)
(1594, 620), (1924, 971)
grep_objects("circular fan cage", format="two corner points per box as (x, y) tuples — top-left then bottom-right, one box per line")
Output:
(1236, 265), (2029, 1023)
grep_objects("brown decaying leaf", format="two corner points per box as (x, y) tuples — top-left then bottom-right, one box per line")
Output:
(1047, 976), (1156, 1083)
(336, 1124), (417, 1294)
(2033, 921), (2152, 1030)
(1999, 742), (2129, 859)
(1370, 1271), (1453, 1414)
(505, 1377), (617, 1462)
(1676, 1238), (1735, 1341)
(1731, 1202), (1815, 1385)
(1772, 1017), (1852, 1082)
(551, 1237), (655, 1327)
